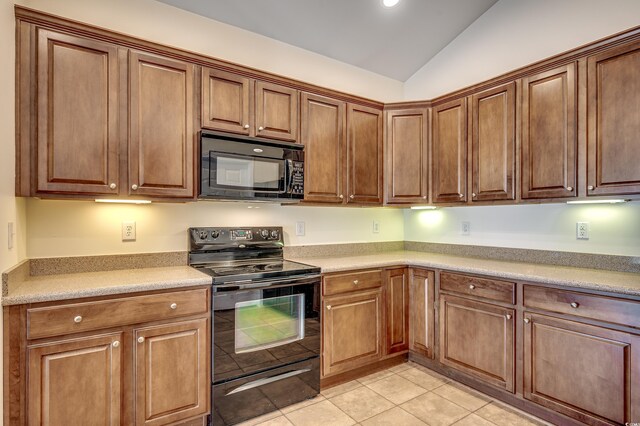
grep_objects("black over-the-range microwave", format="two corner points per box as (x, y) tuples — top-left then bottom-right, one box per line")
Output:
(199, 131), (305, 202)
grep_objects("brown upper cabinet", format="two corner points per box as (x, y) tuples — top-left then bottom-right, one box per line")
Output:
(432, 99), (467, 204)
(385, 108), (429, 204)
(347, 104), (384, 205)
(202, 68), (299, 142)
(587, 41), (640, 196)
(300, 93), (346, 203)
(521, 63), (577, 199)
(471, 83), (516, 201)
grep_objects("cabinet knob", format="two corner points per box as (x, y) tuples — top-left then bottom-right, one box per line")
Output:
(131, 184), (138, 191)
(422, 196), (427, 199)
(112, 341), (120, 348)
(74, 315), (83, 323)
(138, 336), (145, 343)
(349, 195), (354, 199)
(566, 186), (573, 191)
(326, 305), (332, 310)
(353, 280), (359, 286)
(258, 126), (264, 131)
(469, 284), (475, 290)
(524, 318), (530, 324)
(109, 183), (117, 190)
(244, 124), (250, 129)
(472, 193), (477, 198)
(588, 185), (594, 190)
(570, 302), (579, 309)
(505, 314), (512, 320)
(170, 303), (177, 310)
(339, 194), (344, 199)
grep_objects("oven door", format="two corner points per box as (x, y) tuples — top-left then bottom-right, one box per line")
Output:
(212, 275), (321, 384)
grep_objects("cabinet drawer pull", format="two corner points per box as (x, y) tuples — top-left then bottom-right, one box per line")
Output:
(570, 302), (579, 309)
(74, 315), (83, 323)
(524, 318), (530, 324)
(326, 305), (332, 310)
(244, 124), (250, 129)
(109, 183), (117, 190)
(353, 280), (359, 286)
(469, 284), (475, 290)
(112, 341), (120, 348)
(170, 303), (177, 310)
(131, 184), (138, 191)
(138, 336), (145, 343)
(505, 314), (512, 320)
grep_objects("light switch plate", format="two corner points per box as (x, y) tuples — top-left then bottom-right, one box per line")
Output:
(372, 220), (380, 233)
(122, 221), (136, 241)
(7, 222), (14, 250)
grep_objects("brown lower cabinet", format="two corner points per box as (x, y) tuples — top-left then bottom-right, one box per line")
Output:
(409, 268), (435, 358)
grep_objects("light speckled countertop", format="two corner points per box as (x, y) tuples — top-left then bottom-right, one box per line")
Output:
(289, 251), (640, 297)
(3, 266), (212, 305)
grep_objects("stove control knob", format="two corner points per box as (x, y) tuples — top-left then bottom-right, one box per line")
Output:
(270, 230), (279, 239)
(210, 230), (220, 239)
(261, 229), (269, 239)
(198, 230), (208, 240)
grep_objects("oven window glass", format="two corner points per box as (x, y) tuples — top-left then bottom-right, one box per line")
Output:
(234, 294), (305, 354)
(215, 155), (281, 190)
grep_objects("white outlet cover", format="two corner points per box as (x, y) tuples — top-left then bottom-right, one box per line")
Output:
(122, 221), (136, 241)
(295, 221), (305, 236)
(461, 221), (471, 236)
(576, 222), (589, 240)
(7, 222), (14, 250)
(372, 220), (380, 233)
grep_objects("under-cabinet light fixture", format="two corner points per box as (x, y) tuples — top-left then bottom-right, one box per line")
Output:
(95, 199), (152, 205)
(566, 199), (628, 205)
(410, 206), (437, 210)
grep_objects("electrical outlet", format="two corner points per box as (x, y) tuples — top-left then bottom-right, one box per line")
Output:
(295, 221), (305, 236)
(576, 222), (589, 240)
(461, 221), (471, 236)
(122, 221), (136, 241)
(7, 222), (14, 250)
(372, 220), (380, 234)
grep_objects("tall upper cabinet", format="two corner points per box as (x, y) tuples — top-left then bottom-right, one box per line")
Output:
(347, 104), (384, 205)
(586, 41), (640, 196)
(432, 99), (467, 204)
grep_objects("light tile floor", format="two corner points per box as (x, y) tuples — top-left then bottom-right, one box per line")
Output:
(237, 362), (553, 426)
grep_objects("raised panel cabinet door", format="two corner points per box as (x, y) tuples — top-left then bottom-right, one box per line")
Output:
(524, 313), (640, 425)
(300, 93), (346, 203)
(134, 318), (209, 426)
(409, 269), (435, 359)
(27, 333), (122, 426)
(129, 51), (196, 198)
(36, 29), (120, 195)
(385, 108), (429, 204)
(587, 40), (640, 196)
(432, 99), (467, 203)
(255, 81), (298, 141)
(347, 104), (384, 204)
(385, 268), (409, 354)
(521, 63), (577, 199)
(471, 82), (516, 201)
(202, 68), (251, 135)
(322, 290), (383, 376)
(439, 295), (515, 392)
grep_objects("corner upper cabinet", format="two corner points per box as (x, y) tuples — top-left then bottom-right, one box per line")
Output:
(471, 83), (516, 201)
(300, 93), (346, 203)
(202, 67), (299, 142)
(28, 29), (120, 196)
(347, 104), (383, 204)
(587, 41), (640, 196)
(385, 108), (429, 204)
(128, 51), (197, 199)
(432, 99), (467, 203)
(521, 63), (577, 199)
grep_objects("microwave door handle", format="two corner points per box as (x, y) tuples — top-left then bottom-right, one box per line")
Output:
(283, 159), (294, 194)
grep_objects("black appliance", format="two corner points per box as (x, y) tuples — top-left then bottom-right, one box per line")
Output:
(199, 131), (305, 202)
(188, 227), (321, 426)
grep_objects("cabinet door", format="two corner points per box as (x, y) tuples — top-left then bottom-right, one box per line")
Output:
(129, 51), (196, 198)
(36, 29), (120, 195)
(300, 93), (346, 203)
(202, 68), (251, 135)
(322, 290), (383, 376)
(385, 268), (409, 354)
(587, 41), (640, 196)
(347, 104), (383, 204)
(439, 295), (515, 392)
(134, 318), (209, 426)
(255, 81), (298, 141)
(521, 64), (577, 199)
(524, 313), (640, 425)
(385, 108), (429, 204)
(27, 333), (122, 425)
(409, 269), (435, 359)
(471, 82), (516, 201)
(432, 99), (467, 203)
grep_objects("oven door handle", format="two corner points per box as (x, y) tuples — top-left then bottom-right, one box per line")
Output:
(226, 368), (311, 396)
(214, 274), (320, 291)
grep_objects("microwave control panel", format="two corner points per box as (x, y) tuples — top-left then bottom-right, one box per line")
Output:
(291, 161), (304, 195)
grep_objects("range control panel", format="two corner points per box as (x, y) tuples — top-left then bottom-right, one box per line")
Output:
(189, 226), (283, 245)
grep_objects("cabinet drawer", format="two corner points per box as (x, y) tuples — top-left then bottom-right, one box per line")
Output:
(27, 288), (209, 340)
(523, 285), (640, 328)
(323, 270), (382, 296)
(440, 272), (515, 304)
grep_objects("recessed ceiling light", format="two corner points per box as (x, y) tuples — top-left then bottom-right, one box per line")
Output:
(382, 0), (400, 8)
